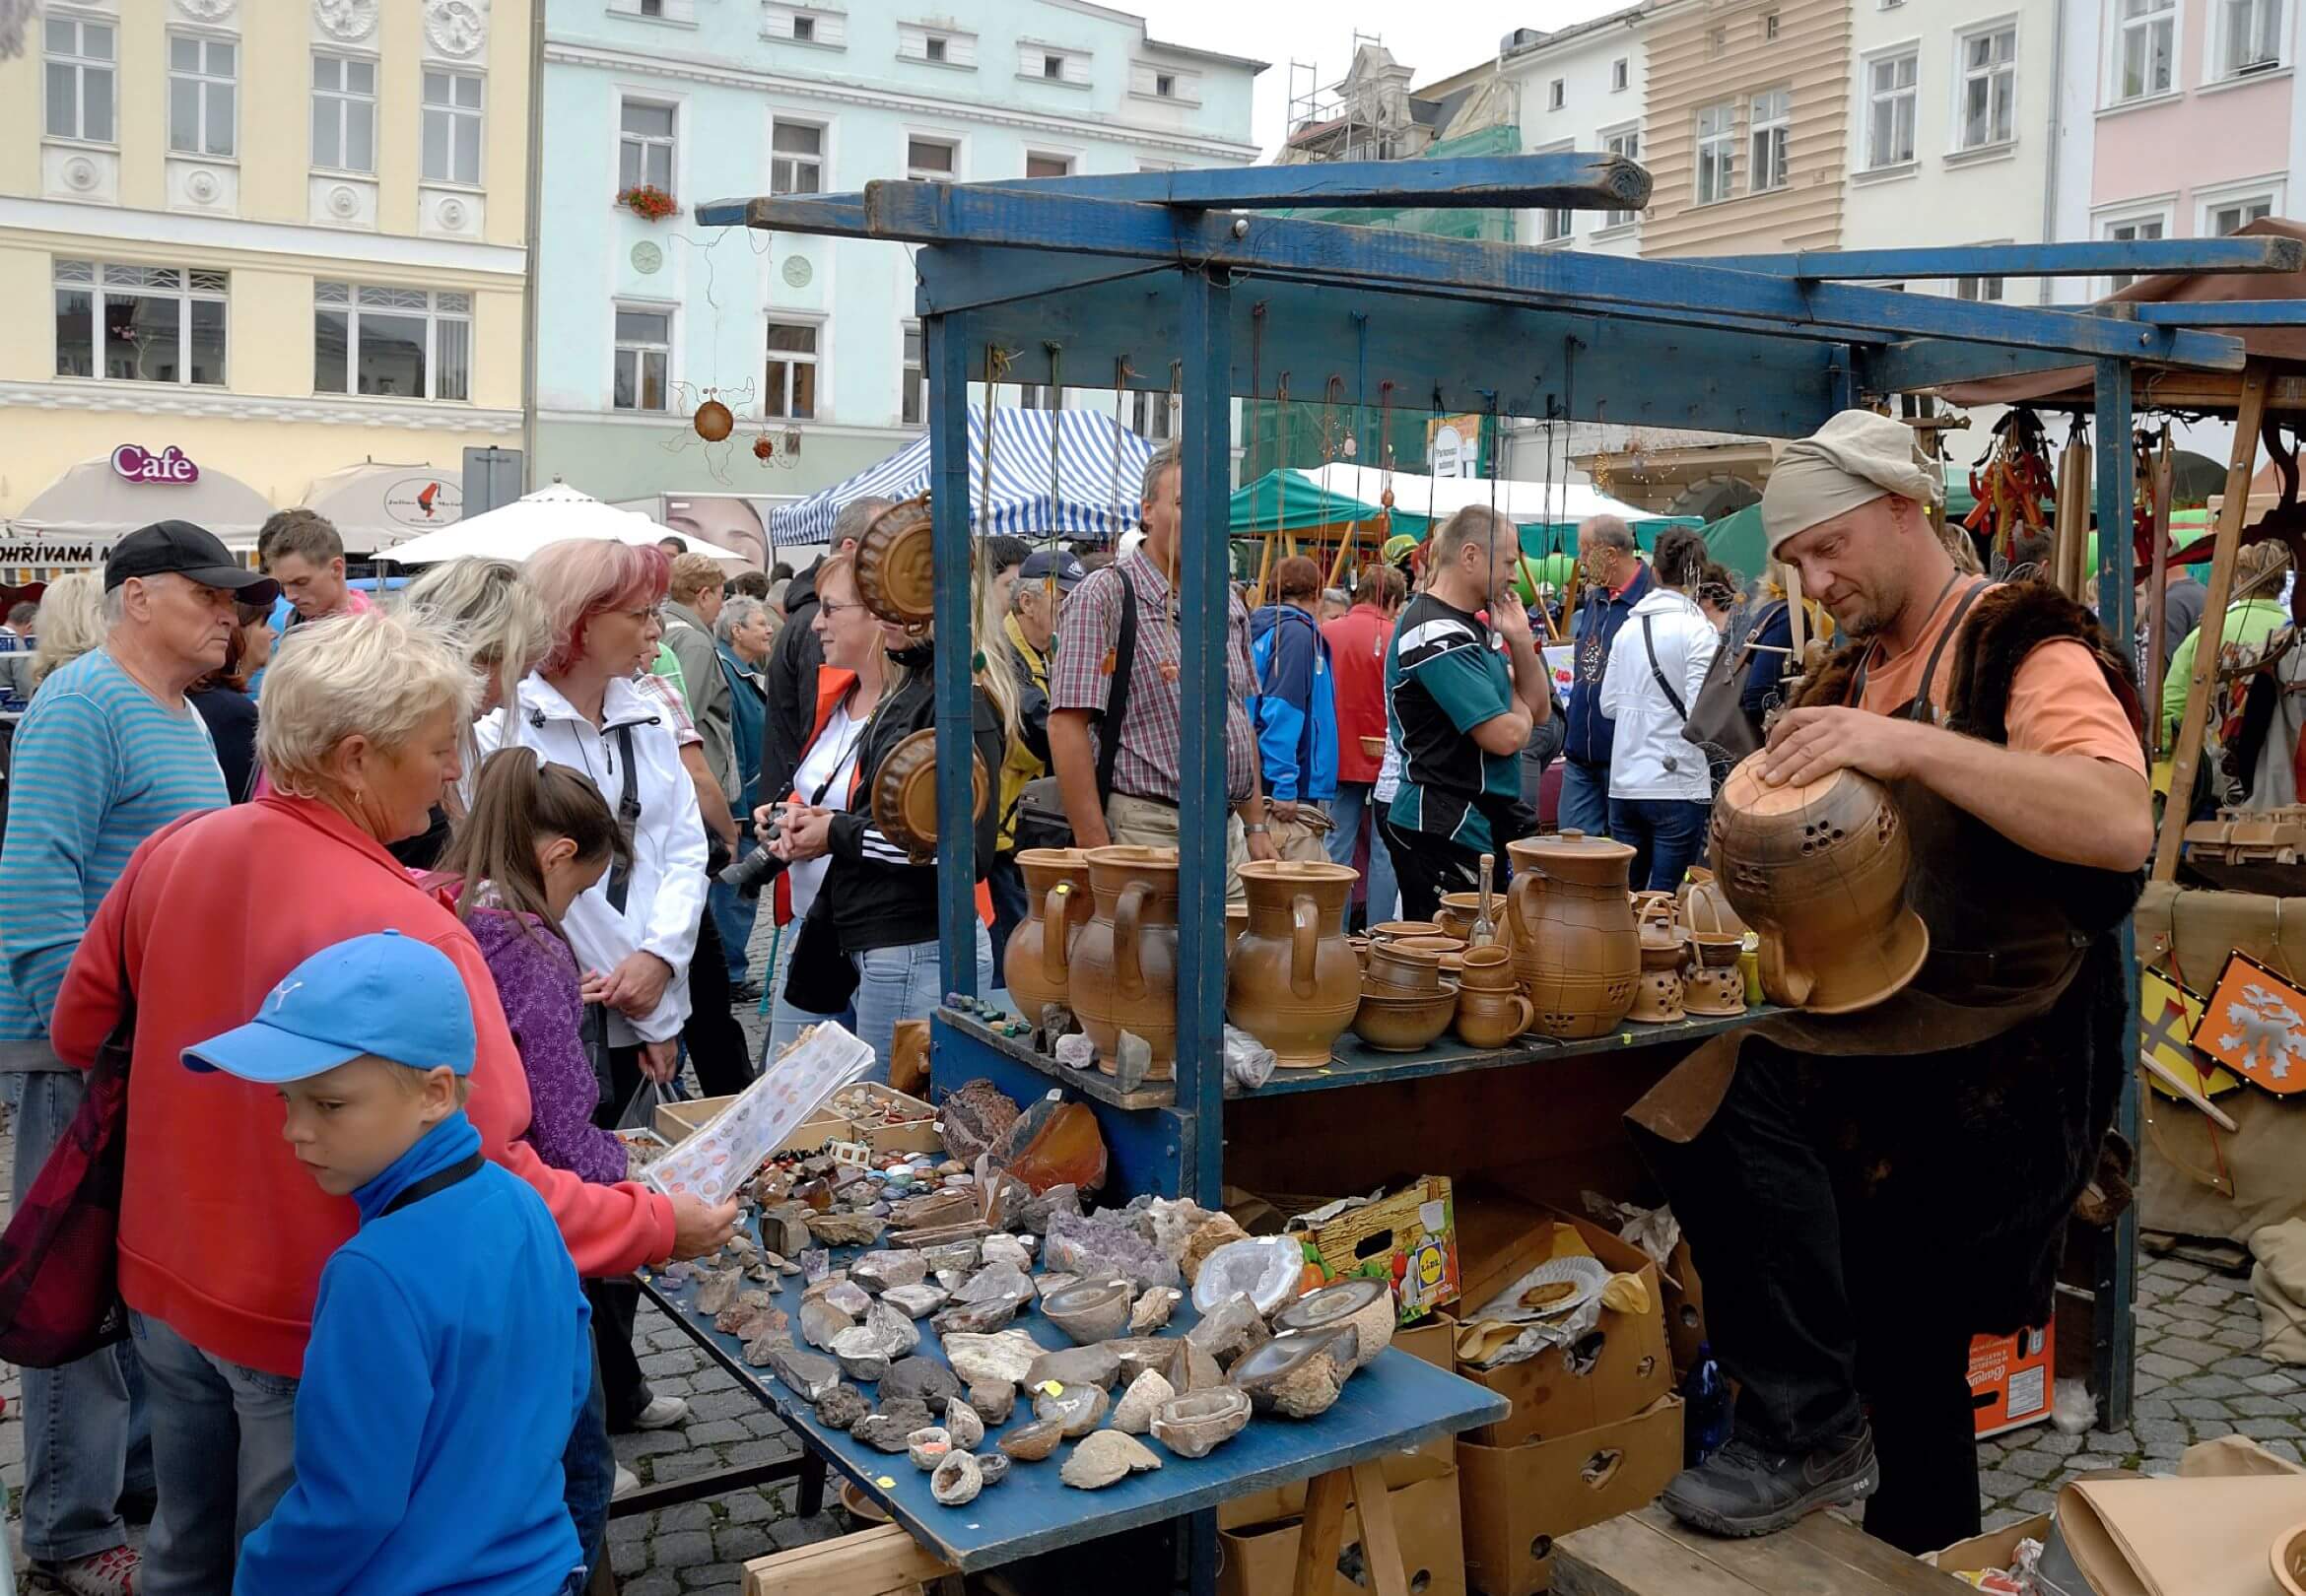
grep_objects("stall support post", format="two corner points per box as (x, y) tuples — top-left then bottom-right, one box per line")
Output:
(1176, 264), (1234, 1213)
(2091, 358), (2139, 1432)
(927, 310), (981, 996)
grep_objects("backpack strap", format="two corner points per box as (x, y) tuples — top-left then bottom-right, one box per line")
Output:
(1639, 614), (1689, 721)
(607, 723), (644, 914)
(1094, 572), (1138, 807)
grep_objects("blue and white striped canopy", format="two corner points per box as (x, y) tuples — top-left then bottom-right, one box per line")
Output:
(769, 408), (1154, 547)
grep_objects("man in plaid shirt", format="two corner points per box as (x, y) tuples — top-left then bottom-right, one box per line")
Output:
(1049, 440), (1278, 903)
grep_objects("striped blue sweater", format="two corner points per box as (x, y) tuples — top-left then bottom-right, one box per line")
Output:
(0, 649), (224, 1053)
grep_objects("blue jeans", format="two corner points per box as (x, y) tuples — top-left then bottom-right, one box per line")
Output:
(852, 926), (993, 1085)
(1324, 781), (1398, 928)
(130, 1310), (299, 1596)
(709, 823), (761, 985)
(4, 1069), (151, 1563)
(1559, 757), (1612, 838)
(562, 1348), (613, 1582)
(1609, 796), (1713, 894)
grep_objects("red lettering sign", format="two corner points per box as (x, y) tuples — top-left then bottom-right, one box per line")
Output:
(109, 444), (201, 485)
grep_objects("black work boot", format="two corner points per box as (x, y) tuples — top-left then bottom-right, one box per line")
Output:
(1662, 1424), (1880, 1538)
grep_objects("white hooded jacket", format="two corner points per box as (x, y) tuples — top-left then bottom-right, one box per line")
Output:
(1598, 585), (1720, 803)
(471, 672), (707, 1043)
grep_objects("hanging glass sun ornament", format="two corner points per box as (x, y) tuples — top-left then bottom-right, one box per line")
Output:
(753, 433), (776, 461)
(693, 399), (734, 442)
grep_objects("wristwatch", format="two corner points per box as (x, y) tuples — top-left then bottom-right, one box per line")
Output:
(1243, 822), (1271, 835)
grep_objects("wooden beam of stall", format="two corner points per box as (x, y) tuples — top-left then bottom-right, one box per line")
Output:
(2145, 430), (2175, 763)
(1697, 237), (2305, 280)
(981, 151), (1654, 214)
(2154, 364), (2272, 882)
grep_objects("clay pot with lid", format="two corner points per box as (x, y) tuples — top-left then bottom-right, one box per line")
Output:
(1504, 830), (1641, 1039)
(1627, 898), (1689, 1025)
(1227, 860), (1362, 1069)
(1071, 846), (1182, 1080)
(1004, 848), (1094, 1022)
(1682, 932), (1748, 1017)
(1709, 756), (1929, 1014)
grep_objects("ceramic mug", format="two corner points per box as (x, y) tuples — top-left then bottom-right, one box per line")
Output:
(1455, 989), (1535, 1048)
(1456, 946), (1516, 991)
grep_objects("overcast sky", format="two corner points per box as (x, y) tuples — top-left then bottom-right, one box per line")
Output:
(1128, 0), (1632, 159)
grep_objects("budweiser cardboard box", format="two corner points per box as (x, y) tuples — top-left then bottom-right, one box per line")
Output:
(1218, 1471), (1464, 1596)
(1458, 1395), (1683, 1596)
(1219, 1318), (1458, 1530)
(1969, 1322), (2054, 1438)
(1452, 1207), (1673, 1449)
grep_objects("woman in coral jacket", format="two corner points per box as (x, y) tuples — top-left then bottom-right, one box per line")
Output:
(48, 608), (737, 1596)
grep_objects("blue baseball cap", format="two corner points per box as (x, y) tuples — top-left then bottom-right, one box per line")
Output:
(183, 930), (478, 1084)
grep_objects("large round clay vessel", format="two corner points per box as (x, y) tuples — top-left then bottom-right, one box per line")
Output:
(1709, 755), (1928, 1014)
(1504, 831), (1640, 1038)
(1070, 846), (1181, 1080)
(1227, 861), (1361, 1068)
(1004, 847), (1095, 1022)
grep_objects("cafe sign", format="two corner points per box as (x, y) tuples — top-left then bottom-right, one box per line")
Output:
(110, 444), (200, 485)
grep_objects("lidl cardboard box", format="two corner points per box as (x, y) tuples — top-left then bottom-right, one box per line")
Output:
(1969, 1322), (2054, 1438)
(1458, 1396), (1683, 1596)
(1453, 1211), (1673, 1449)
(1218, 1471), (1464, 1596)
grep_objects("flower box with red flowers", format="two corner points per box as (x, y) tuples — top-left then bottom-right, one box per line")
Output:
(617, 184), (678, 222)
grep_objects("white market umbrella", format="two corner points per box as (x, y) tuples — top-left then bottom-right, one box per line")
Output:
(375, 482), (751, 570)
(301, 462), (463, 556)
(1304, 462), (1662, 527)
(12, 454), (273, 542)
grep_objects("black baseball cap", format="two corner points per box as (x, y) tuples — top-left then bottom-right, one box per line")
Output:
(105, 520), (281, 601)
(1019, 549), (1086, 591)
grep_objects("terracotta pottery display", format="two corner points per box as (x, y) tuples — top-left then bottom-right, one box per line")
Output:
(1682, 932), (1748, 1017)
(1224, 902), (1249, 956)
(854, 498), (935, 628)
(1362, 941), (1442, 996)
(1071, 845), (1182, 1080)
(1677, 867), (1747, 939)
(1438, 893), (1515, 948)
(1003, 847), (1094, 1021)
(870, 729), (988, 861)
(1709, 757), (1929, 1014)
(1392, 934), (1466, 959)
(1628, 898), (1689, 1025)
(1351, 981), (1458, 1051)
(2273, 1517), (2306, 1596)
(1505, 831), (1641, 1039)
(1456, 945), (1516, 992)
(1367, 920), (1440, 945)
(1455, 988), (1535, 1048)
(1227, 860), (1362, 1069)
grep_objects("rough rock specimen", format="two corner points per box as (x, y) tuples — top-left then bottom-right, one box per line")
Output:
(979, 1233), (1032, 1272)
(977, 1451), (1012, 1488)
(938, 1077), (1020, 1166)
(799, 1299), (855, 1353)
(1112, 1369), (1175, 1435)
(1033, 1382), (1110, 1438)
(805, 1212), (886, 1247)
(694, 1267), (744, 1317)
(1150, 1388), (1252, 1459)
(943, 1329), (1042, 1390)
(1060, 1430), (1162, 1490)
(922, 1240), (982, 1275)
(1179, 1216), (1252, 1287)
(930, 1450), (983, 1506)
(1107, 1337), (1181, 1387)
(1130, 1287), (1184, 1333)
(820, 1280), (874, 1318)
(908, 1427), (952, 1470)
(814, 1383), (870, 1431)
(943, 1396), (984, 1450)
(1044, 1212), (1180, 1294)
(953, 1261), (1036, 1308)
(741, 1330), (791, 1367)
(881, 1283), (950, 1319)
(932, 1297), (1019, 1337)
(766, 1345), (843, 1404)
(851, 1399), (934, 1453)
(1186, 1293), (1271, 1368)
(967, 1381), (1015, 1427)
(880, 1357), (963, 1410)
(1025, 1343), (1120, 1392)
(1233, 1328), (1359, 1420)
(852, 1250), (928, 1294)
(997, 1419), (1065, 1461)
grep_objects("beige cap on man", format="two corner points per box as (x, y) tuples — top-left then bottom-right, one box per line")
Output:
(1760, 411), (1941, 556)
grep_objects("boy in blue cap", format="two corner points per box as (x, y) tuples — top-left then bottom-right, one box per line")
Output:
(183, 930), (592, 1596)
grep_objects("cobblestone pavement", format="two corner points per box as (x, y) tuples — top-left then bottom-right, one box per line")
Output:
(1, 975), (2294, 1592)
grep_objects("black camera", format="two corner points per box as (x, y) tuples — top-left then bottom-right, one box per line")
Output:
(719, 805), (788, 898)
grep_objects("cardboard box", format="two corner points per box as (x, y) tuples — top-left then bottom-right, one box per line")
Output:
(1458, 1396), (1683, 1596)
(1924, 1513), (2052, 1575)
(1969, 1322), (2054, 1438)
(655, 1096), (847, 1153)
(1218, 1471), (1464, 1596)
(1454, 1187), (1565, 1319)
(836, 1083), (942, 1155)
(1454, 1213), (1673, 1449)
(1661, 1236), (1707, 1378)
(1280, 1176), (1459, 1323)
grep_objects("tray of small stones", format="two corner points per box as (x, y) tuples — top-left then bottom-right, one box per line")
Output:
(642, 1176), (1499, 1569)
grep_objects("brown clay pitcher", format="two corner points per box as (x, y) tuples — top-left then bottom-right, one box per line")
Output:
(1003, 847), (1094, 1023)
(1071, 845), (1181, 1080)
(1227, 860), (1361, 1069)
(1505, 830), (1641, 1038)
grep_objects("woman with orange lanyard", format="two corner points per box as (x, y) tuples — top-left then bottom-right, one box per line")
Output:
(757, 551), (1005, 1079)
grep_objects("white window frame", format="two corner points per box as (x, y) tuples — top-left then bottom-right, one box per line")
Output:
(1695, 100), (1736, 204)
(2098, 204), (2174, 294)
(168, 31), (237, 160)
(1611, 57), (1629, 92)
(2109, 0), (2180, 104)
(311, 53), (376, 174)
(764, 315), (822, 420)
(1548, 78), (1565, 110)
(45, 14), (116, 146)
(2211, 0), (2288, 77)
(1956, 274), (2005, 300)
(314, 281), (473, 402)
(619, 97), (678, 194)
(1599, 125), (1641, 228)
(1749, 88), (1792, 191)
(53, 259), (229, 387)
(2199, 177), (2284, 234)
(1954, 20), (2018, 151)
(1024, 151), (1073, 180)
(1764, 10), (1782, 37)
(613, 303), (673, 412)
(1130, 389), (1175, 441)
(1863, 46), (1920, 170)
(905, 132), (961, 183)
(422, 69), (485, 187)
(901, 319), (925, 428)
(770, 116), (826, 196)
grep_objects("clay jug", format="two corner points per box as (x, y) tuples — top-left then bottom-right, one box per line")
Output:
(1709, 756), (1927, 1014)
(1505, 830), (1641, 1039)
(1227, 860), (1361, 1069)
(1071, 846), (1182, 1080)
(1004, 847), (1094, 1024)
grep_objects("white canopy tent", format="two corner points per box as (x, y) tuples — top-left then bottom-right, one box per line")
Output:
(5, 455), (271, 564)
(1302, 462), (1660, 528)
(300, 463), (463, 556)
(375, 482), (750, 569)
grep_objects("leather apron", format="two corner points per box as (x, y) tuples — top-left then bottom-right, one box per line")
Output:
(1631, 580), (2141, 1144)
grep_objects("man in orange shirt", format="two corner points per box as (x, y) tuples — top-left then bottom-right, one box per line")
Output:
(1632, 411), (2151, 1555)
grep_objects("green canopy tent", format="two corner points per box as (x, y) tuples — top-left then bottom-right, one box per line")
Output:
(1703, 465), (1985, 582)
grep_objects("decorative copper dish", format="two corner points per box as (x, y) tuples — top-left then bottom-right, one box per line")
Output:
(854, 497), (936, 628)
(869, 727), (987, 860)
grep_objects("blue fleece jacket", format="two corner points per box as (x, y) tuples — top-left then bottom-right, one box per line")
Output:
(1564, 561), (1653, 768)
(235, 1111), (591, 1596)
(1250, 603), (1339, 803)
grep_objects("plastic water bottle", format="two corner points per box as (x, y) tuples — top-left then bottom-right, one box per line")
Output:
(1681, 1342), (1731, 1467)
